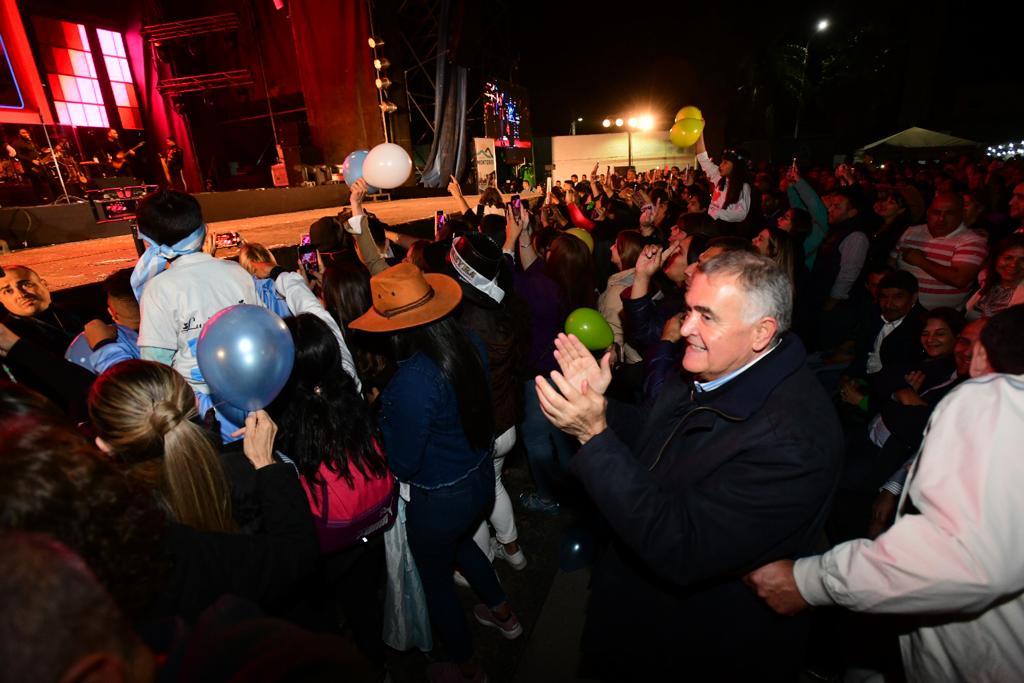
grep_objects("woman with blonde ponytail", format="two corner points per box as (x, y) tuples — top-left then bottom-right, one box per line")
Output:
(88, 360), (236, 533)
(87, 359), (320, 620)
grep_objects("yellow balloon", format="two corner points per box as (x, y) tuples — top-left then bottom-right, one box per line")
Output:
(565, 227), (594, 252)
(670, 118), (703, 148)
(674, 105), (703, 122)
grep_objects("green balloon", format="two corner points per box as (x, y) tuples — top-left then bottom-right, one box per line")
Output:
(669, 118), (704, 148)
(565, 308), (614, 351)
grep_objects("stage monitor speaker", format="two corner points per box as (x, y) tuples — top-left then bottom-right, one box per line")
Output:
(94, 177), (142, 189)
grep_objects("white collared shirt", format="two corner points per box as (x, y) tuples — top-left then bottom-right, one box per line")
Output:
(866, 314), (906, 374)
(693, 340), (780, 393)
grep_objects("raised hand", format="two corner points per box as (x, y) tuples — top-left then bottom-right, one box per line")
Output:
(230, 410), (278, 469)
(447, 174), (463, 197)
(635, 244), (664, 280)
(351, 177), (369, 205)
(553, 333), (613, 396)
(505, 206), (525, 247)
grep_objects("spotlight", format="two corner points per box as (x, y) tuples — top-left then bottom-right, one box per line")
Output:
(639, 115), (654, 130)
(375, 77), (392, 90)
(368, 37), (384, 49)
(380, 101), (398, 114)
(577, 117), (583, 122)
(373, 57), (390, 70)
(627, 117), (637, 127)
(615, 118), (623, 127)
(602, 118), (611, 128)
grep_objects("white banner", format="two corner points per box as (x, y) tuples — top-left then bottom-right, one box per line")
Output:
(473, 137), (496, 191)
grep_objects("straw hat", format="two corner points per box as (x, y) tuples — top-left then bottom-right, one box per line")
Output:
(348, 262), (462, 333)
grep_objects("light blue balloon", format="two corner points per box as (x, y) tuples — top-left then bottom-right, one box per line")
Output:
(196, 305), (295, 412)
(64, 332), (96, 373)
(342, 150), (378, 192)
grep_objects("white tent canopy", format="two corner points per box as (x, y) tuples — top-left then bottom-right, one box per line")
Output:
(860, 127), (979, 151)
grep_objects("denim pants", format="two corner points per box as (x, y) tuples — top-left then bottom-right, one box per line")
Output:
(521, 378), (574, 500)
(406, 461), (506, 663)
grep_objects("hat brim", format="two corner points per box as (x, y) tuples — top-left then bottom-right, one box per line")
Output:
(348, 272), (463, 333)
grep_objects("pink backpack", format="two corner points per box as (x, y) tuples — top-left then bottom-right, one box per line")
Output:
(303, 458), (397, 554)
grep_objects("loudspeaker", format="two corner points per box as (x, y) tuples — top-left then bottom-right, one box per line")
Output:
(94, 176), (142, 189)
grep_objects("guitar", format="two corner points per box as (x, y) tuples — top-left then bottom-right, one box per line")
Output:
(110, 141), (146, 171)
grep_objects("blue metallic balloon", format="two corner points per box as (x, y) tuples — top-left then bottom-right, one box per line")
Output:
(196, 305), (295, 412)
(64, 332), (96, 373)
(341, 150), (378, 192)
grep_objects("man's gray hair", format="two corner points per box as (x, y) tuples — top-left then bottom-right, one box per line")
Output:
(699, 250), (792, 335)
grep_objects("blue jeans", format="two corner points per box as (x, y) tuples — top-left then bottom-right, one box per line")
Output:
(406, 462), (505, 663)
(521, 378), (574, 500)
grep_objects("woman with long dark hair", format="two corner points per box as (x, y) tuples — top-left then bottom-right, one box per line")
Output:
(350, 263), (521, 682)
(272, 313), (392, 669)
(321, 263), (393, 397)
(966, 234), (1024, 320)
(511, 224), (597, 514)
(695, 129), (752, 226)
(868, 189), (914, 267)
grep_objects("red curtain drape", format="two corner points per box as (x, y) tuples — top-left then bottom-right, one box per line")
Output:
(288, 0), (384, 164)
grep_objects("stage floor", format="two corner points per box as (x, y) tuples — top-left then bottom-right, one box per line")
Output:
(1, 191), (534, 292)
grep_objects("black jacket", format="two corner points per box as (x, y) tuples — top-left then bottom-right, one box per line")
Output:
(569, 333), (842, 681)
(1, 308), (94, 417)
(155, 463), (319, 622)
(848, 303), (926, 379)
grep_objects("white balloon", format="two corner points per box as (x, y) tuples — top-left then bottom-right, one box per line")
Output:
(362, 142), (412, 189)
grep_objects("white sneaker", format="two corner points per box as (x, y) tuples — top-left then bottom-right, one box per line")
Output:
(491, 538), (527, 571)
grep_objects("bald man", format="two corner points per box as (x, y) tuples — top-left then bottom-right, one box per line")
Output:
(892, 192), (988, 309)
(0, 265), (93, 413)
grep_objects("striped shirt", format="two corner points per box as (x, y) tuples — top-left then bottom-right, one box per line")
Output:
(893, 224), (987, 309)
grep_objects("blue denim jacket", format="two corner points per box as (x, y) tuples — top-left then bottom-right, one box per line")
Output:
(380, 336), (491, 489)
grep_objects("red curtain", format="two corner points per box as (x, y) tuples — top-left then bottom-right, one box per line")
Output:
(288, 0), (384, 164)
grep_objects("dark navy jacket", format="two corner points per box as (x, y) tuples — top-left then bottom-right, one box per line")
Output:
(379, 335), (491, 489)
(570, 333), (843, 680)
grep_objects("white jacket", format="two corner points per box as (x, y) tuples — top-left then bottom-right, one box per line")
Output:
(274, 271), (361, 392)
(795, 374), (1024, 682)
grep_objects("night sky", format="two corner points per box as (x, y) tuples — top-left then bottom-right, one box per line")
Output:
(514, 1), (1024, 148)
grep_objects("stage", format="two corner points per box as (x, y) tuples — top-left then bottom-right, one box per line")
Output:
(0, 190), (533, 293)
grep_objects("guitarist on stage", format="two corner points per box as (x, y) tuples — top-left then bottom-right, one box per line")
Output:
(11, 129), (53, 202)
(103, 128), (143, 178)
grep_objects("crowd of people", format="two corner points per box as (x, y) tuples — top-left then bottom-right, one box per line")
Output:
(1, 123), (1023, 682)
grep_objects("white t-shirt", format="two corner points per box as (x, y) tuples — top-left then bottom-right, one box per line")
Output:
(138, 252), (260, 393)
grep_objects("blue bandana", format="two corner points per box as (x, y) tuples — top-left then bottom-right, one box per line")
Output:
(130, 224), (207, 301)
